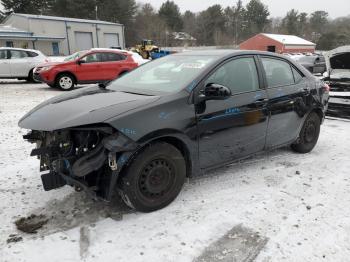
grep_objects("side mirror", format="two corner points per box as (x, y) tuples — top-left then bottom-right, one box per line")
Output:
(198, 83), (231, 102)
(77, 60), (86, 65)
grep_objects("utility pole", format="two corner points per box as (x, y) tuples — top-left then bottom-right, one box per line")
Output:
(235, 16), (238, 47)
(95, 3), (98, 20)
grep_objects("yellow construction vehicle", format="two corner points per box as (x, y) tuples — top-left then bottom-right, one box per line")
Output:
(132, 39), (159, 59)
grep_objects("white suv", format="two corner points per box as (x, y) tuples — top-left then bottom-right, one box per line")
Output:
(0, 47), (48, 82)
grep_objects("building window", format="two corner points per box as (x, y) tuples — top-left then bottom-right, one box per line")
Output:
(52, 42), (60, 56)
(6, 41), (14, 47)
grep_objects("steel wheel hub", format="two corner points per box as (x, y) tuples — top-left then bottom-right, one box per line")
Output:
(139, 159), (174, 198)
(305, 121), (316, 143)
(59, 77), (73, 89)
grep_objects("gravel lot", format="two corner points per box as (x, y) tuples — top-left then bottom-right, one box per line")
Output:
(1, 81), (350, 262)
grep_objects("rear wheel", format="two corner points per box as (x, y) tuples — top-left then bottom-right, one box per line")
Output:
(56, 74), (74, 90)
(119, 142), (186, 212)
(291, 112), (321, 153)
(26, 69), (40, 83)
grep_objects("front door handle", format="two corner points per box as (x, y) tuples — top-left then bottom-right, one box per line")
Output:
(254, 98), (268, 106)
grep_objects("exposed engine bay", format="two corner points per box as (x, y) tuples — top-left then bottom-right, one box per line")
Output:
(324, 46), (350, 119)
(23, 125), (138, 200)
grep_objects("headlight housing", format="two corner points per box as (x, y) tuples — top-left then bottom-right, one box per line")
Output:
(40, 66), (53, 72)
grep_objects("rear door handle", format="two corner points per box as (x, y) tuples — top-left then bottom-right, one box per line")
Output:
(301, 87), (310, 95)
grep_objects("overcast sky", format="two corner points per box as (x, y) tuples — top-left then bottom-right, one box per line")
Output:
(140, 0), (349, 18)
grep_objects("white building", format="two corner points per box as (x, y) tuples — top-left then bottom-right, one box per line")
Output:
(0, 13), (125, 56)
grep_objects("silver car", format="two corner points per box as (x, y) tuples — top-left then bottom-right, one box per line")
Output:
(0, 47), (48, 82)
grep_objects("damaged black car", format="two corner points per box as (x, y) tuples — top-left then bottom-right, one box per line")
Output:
(19, 50), (329, 212)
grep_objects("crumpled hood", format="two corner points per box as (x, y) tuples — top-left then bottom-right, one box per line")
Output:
(324, 45), (350, 79)
(18, 86), (160, 131)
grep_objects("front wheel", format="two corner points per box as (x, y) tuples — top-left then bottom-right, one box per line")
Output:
(119, 142), (186, 212)
(291, 112), (321, 153)
(56, 74), (74, 90)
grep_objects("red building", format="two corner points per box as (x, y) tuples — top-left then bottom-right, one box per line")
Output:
(239, 33), (316, 53)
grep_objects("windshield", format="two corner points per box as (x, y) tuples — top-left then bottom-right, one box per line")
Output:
(64, 51), (87, 61)
(108, 55), (216, 95)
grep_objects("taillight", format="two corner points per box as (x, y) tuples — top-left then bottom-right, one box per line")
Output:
(323, 83), (330, 93)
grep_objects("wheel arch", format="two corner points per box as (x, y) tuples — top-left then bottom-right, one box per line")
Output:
(28, 67), (35, 78)
(147, 135), (193, 178)
(311, 107), (324, 123)
(118, 131), (196, 181)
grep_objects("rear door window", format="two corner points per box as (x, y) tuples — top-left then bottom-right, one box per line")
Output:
(26, 51), (39, 57)
(10, 50), (28, 59)
(101, 52), (126, 62)
(205, 57), (259, 95)
(261, 57), (295, 87)
(292, 67), (303, 83)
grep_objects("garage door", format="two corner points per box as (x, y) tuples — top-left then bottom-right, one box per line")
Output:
(104, 33), (120, 48)
(74, 32), (93, 51)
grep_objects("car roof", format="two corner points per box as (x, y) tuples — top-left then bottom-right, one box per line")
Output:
(173, 49), (289, 59)
(172, 49), (311, 77)
(0, 47), (41, 53)
(90, 48), (128, 53)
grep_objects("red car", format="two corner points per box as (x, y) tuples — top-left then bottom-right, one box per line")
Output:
(34, 49), (139, 90)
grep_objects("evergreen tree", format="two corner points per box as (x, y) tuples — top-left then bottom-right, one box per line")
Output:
(50, 0), (95, 19)
(182, 11), (196, 37)
(224, 0), (246, 45)
(97, 0), (137, 45)
(281, 9), (300, 35)
(195, 5), (226, 45)
(310, 11), (329, 34)
(158, 0), (183, 31)
(1, 0), (53, 15)
(244, 0), (270, 37)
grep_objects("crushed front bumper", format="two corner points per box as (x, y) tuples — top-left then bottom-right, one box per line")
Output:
(327, 97), (350, 119)
(326, 80), (350, 119)
(25, 129), (139, 201)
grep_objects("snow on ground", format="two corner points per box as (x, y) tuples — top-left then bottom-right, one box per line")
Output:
(0, 81), (350, 262)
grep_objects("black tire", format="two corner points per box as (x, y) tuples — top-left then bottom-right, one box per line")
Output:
(26, 69), (40, 83)
(55, 74), (75, 91)
(291, 112), (321, 153)
(119, 142), (186, 212)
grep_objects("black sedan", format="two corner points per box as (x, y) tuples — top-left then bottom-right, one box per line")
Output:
(19, 50), (329, 212)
